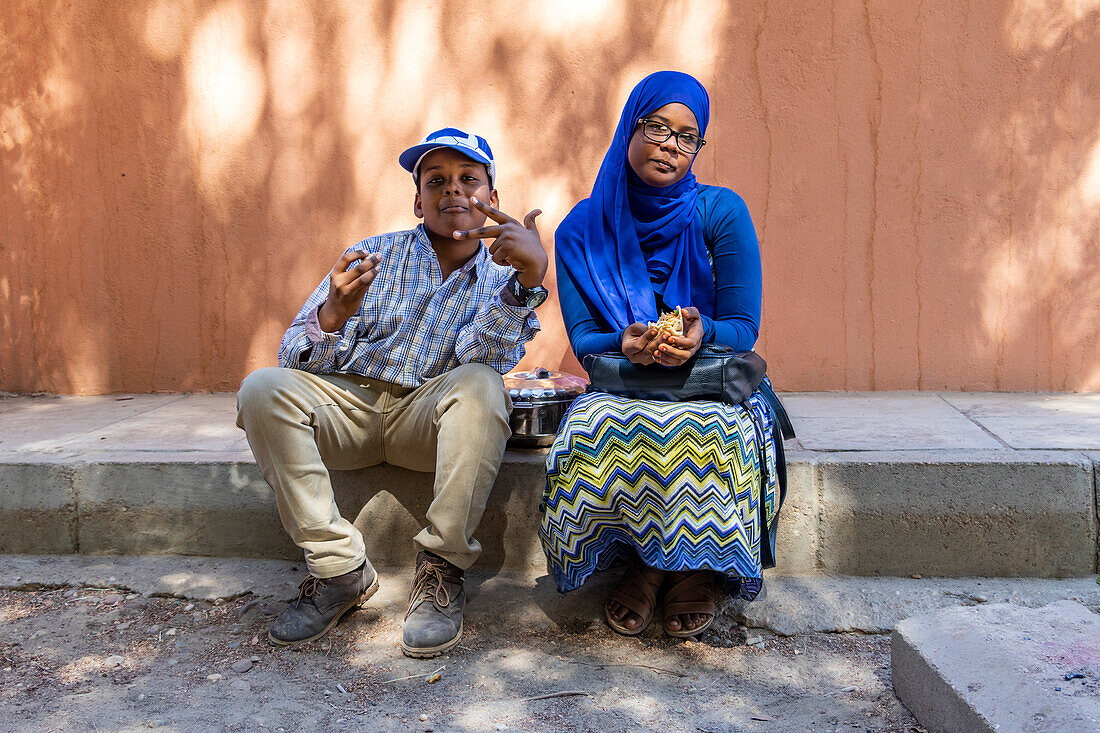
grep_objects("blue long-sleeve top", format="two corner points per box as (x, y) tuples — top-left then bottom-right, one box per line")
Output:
(556, 184), (762, 361)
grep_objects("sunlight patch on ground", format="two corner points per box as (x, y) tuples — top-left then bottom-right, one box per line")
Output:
(58, 655), (110, 685)
(0, 605), (33, 624)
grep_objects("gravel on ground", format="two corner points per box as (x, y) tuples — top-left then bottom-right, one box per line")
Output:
(0, 586), (921, 732)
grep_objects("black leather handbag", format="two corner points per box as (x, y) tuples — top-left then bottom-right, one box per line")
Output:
(582, 344), (767, 405)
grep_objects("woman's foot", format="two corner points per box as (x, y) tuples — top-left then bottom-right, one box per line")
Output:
(662, 570), (716, 638)
(605, 563), (666, 635)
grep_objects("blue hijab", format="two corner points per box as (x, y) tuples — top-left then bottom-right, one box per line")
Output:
(556, 71), (714, 331)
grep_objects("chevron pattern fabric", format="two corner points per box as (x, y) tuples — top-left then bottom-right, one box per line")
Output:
(540, 390), (777, 599)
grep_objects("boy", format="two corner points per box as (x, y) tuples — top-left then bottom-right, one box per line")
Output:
(236, 128), (549, 658)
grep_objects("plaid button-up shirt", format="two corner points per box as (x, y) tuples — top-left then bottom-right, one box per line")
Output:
(278, 225), (540, 387)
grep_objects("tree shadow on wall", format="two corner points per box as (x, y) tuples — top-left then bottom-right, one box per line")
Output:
(2, 0), (725, 394)
(971, 3), (1100, 390)
(740, 1), (1100, 390)
(3, 0), (1096, 393)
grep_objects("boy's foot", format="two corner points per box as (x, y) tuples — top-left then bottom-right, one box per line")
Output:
(268, 560), (378, 646)
(401, 551), (465, 658)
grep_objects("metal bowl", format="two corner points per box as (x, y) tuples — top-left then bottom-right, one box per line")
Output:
(504, 368), (588, 448)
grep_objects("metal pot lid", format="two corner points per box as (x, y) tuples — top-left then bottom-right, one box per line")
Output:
(504, 368), (588, 401)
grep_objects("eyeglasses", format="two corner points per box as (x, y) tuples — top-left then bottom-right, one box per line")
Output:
(636, 118), (706, 154)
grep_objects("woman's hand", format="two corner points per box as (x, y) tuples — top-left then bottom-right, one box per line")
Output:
(652, 306), (703, 366)
(622, 322), (660, 365)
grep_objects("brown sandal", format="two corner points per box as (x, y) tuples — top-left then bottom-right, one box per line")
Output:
(604, 563), (665, 635)
(662, 570), (716, 638)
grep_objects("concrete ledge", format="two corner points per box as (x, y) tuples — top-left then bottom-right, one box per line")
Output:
(774, 459), (818, 574)
(0, 448), (1096, 577)
(72, 453), (295, 560)
(892, 601), (1100, 732)
(813, 451), (1098, 577)
(2, 555), (1099, 641)
(0, 455), (79, 554)
(737, 575), (1100, 635)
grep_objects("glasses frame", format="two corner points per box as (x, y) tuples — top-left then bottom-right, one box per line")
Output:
(636, 118), (707, 154)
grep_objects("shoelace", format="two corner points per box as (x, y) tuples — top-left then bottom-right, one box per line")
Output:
(406, 557), (456, 618)
(292, 575), (326, 607)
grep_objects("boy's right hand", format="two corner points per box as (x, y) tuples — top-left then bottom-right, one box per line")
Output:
(317, 250), (381, 333)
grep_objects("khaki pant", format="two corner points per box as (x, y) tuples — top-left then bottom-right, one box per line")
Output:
(235, 364), (511, 578)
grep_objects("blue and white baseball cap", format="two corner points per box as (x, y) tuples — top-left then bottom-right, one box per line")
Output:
(399, 127), (496, 186)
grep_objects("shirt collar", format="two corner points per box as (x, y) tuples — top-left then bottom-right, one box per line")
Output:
(413, 224), (435, 254)
(414, 224), (492, 279)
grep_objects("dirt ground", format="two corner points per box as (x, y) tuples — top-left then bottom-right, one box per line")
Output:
(0, 586), (921, 733)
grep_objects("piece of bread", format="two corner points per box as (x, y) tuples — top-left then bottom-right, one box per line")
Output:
(648, 306), (683, 337)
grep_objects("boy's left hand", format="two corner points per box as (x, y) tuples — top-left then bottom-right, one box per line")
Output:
(453, 197), (548, 288)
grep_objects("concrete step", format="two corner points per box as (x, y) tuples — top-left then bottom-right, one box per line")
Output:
(892, 600), (1100, 732)
(2, 554), (1098, 638)
(1, 392), (1098, 577)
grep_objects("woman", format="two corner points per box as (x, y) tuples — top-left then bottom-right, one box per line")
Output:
(541, 71), (779, 638)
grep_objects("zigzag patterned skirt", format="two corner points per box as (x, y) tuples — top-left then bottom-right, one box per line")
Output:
(540, 390), (778, 600)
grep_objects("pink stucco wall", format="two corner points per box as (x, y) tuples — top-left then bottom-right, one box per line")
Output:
(2, 0), (1098, 394)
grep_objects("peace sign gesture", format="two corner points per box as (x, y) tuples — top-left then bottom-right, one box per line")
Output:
(453, 196), (548, 288)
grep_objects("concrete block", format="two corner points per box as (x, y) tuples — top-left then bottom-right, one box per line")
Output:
(942, 394), (1100, 449)
(73, 455), (297, 559)
(0, 456), (78, 553)
(0, 419), (123, 452)
(736, 576), (1100, 636)
(0, 553), (302, 602)
(940, 392), (1100, 418)
(0, 394), (181, 421)
(892, 600), (1100, 732)
(67, 445), (812, 575)
(336, 451), (550, 572)
(972, 416), (1100, 450)
(71, 451), (552, 569)
(773, 453), (818, 574)
(794, 416), (1001, 450)
(781, 391), (962, 419)
(60, 397), (243, 451)
(819, 452), (1097, 577)
(781, 392), (1002, 450)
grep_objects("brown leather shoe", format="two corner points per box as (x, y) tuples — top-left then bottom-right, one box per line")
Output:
(401, 551), (465, 658)
(268, 560), (378, 646)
